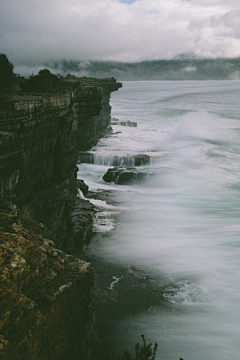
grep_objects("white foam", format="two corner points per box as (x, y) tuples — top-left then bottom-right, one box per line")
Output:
(78, 80), (240, 360)
(108, 276), (123, 290)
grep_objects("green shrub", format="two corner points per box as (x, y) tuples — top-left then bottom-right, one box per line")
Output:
(0, 53), (14, 95)
(117, 335), (158, 360)
(116, 335), (183, 360)
(20, 68), (62, 93)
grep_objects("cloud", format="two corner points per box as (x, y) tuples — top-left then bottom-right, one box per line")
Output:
(182, 66), (197, 72)
(1, 0), (240, 74)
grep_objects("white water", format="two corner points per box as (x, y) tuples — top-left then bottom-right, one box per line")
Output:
(78, 81), (240, 360)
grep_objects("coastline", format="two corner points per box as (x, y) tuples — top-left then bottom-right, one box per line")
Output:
(0, 78), (122, 359)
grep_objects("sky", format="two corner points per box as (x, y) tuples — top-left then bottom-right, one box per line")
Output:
(1, 0), (240, 75)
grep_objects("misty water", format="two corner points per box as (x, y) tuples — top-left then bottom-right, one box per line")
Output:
(78, 81), (240, 360)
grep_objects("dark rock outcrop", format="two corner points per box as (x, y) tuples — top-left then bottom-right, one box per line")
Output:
(0, 211), (94, 360)
(0, 131), (21, 210)
(111, 120), (137, 127)
(103, 167), (149, 185)
(65, 78), (122, 151)
(133, 155), (150, 166)
(78, 152), (150, 167)
(77, 179), (89, 196)
(68, 197), (95, 253)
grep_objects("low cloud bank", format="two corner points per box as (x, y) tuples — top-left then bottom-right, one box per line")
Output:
(1, 0), (240, 73)
(18, 58), (239, 81)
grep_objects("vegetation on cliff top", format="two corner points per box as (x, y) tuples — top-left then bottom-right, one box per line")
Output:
(20, 68), (63, 93)
(0, 53), (14, 96)
(0, 53), (119, 95)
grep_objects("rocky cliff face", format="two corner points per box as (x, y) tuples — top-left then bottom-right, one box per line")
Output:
(0, 211), (94, 360)
(75, 83), (118, 150)
(0, 79), (121, 251)
(0, 78), (122, 359)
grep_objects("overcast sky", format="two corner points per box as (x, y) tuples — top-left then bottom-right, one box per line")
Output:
(1, 0), (240, 74)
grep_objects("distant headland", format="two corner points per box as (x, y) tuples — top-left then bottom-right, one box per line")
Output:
(36, 57), (240, 81)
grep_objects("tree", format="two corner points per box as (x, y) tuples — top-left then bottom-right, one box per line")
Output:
(20, 68), (62, 93)
(0, 53), (14, 94)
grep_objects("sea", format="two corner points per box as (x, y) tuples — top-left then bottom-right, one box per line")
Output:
(77, 81), (240, 360)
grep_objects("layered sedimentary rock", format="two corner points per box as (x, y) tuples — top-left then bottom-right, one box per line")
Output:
(0, 78), (122, 359)
(79, 153), (150, 167)
(110, 119), (137, 127)
(0, 78), (121, 251)
(64, 78), (121, 150)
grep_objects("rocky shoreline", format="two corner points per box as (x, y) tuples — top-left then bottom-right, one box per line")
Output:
(0, 78), (122, 359)
(0, 211), (94, 360)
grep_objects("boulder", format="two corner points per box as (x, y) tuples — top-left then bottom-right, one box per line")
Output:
(77, 179), (89, 196)
(134, 155), (150, 166)
(111, 120), (137, 127)
(103, 167), (149, 185)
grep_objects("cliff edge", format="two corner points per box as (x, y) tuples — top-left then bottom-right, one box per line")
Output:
(0, 78), (121, 250)
(0, 78), (122, 359)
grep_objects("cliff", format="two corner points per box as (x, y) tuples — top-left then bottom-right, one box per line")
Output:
(0, 78), (121, 251)
(64, 78), (119, 151)
(0, 78), (122, 359)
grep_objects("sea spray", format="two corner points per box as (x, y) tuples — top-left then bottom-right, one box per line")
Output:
(78, 80), (240, 360)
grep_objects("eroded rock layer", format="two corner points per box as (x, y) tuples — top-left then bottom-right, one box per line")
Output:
(0, 78), (122, 359)
(0, 78), (121, 251)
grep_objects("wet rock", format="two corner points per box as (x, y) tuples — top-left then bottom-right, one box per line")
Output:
(103, 167), (149, 185)
(78, 153), (150, 167)
(134, 155), (150, 166)
(111, 120), (137, 127)
(69, 198), (95, 253)
(77, 179), (89, 196)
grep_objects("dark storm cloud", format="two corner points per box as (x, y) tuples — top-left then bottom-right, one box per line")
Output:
(1, 0), (240, 75)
